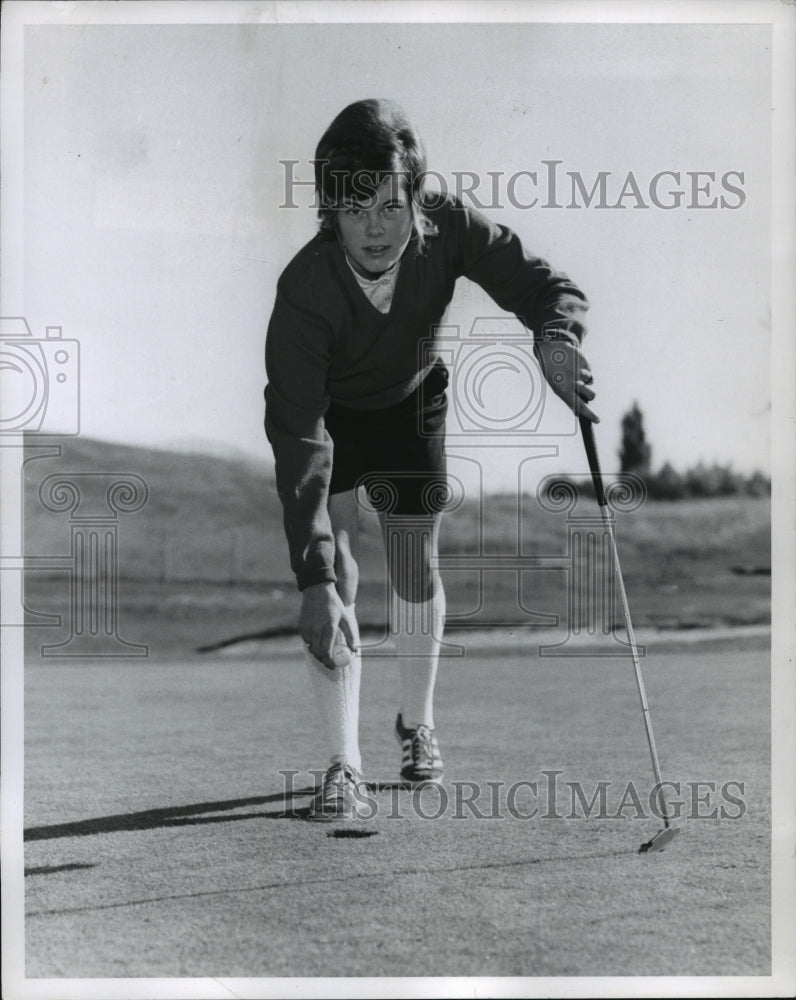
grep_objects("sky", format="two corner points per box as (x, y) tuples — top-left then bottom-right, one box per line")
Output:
(10, 10), (775, 491)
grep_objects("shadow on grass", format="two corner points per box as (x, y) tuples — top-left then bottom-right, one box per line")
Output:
(26, 847), (642, 921)
(24, 789), (318, 841)
(25, 862), (98, 877)
(24, 782), (421, 842)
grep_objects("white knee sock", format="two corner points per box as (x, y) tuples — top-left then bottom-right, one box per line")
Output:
(303, 606), (362, 772)
(391, 579), (446, 730)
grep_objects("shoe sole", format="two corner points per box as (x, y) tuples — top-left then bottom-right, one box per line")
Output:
(307, 786), (367, 822)
(400, 769), (444, 785)
(307, 808), (362, 822)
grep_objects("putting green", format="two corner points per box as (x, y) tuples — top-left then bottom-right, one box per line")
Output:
(22, 639), (770, 979)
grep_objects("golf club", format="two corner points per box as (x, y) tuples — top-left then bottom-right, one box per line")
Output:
(579, 415), (679, 853)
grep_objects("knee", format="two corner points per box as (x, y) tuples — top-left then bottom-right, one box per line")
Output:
(391, 565), (440, 605)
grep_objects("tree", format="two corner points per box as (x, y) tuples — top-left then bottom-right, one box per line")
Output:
(619, 402), (652, 477)
(649, 461), (684, 500)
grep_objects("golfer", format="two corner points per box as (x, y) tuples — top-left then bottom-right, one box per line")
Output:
(265, 99), (597, 820)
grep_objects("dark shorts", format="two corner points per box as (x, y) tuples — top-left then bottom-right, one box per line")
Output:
(325, 362), (449, 516)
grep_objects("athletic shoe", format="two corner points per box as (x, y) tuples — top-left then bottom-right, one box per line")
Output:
(308, 762), (365, 822)
(395, 713), (444, 783)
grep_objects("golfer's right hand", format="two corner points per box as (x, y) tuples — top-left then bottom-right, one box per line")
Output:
(299, 582), (357, 670)
(535, 337), (599, 424)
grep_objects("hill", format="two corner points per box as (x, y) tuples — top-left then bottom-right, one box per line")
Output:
(23, 435), (289, 582)
(20, 436), (770, 656)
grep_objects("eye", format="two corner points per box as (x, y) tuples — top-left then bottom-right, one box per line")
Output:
(344, 206), (362, 217)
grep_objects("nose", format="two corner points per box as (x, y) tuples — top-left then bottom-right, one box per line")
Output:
(365, 209), (384, 237)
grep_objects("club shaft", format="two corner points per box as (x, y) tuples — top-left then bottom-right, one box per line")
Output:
(580, 418), (673, 829)
(600, 506), (671, 828)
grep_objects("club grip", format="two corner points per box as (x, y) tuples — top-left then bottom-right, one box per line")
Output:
(579, 416), (608, 507)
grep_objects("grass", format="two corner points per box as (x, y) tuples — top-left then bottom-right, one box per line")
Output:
(22, 641), (771, 979)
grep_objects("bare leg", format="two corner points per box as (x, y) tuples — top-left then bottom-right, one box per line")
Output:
(330, 489), (360, 607)
(380, 512), (446, 730)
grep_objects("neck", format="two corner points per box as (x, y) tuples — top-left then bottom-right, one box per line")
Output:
(350, 259), (391, 280)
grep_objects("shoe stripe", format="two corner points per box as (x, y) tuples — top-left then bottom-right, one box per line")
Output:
(395, 716), (444, 779)
(399, 741), (443, 758)
(400, 753), (444, 766)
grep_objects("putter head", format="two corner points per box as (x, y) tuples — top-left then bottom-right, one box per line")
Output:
(638, 826), (679, 853)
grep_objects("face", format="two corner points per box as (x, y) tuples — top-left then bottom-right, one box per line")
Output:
(335, 175), (413, 277)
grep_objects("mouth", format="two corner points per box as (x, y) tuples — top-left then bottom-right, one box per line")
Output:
(362, 245), (390, 256)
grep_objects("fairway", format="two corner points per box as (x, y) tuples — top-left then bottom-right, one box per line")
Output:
(23, 634), (770, 980)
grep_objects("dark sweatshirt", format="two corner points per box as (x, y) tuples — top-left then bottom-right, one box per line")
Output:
(265, 195), (588, 590)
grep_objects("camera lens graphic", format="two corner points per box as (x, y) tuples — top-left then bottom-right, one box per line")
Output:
(456, 344), (542, 431)
(0, 344), (47, 430)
